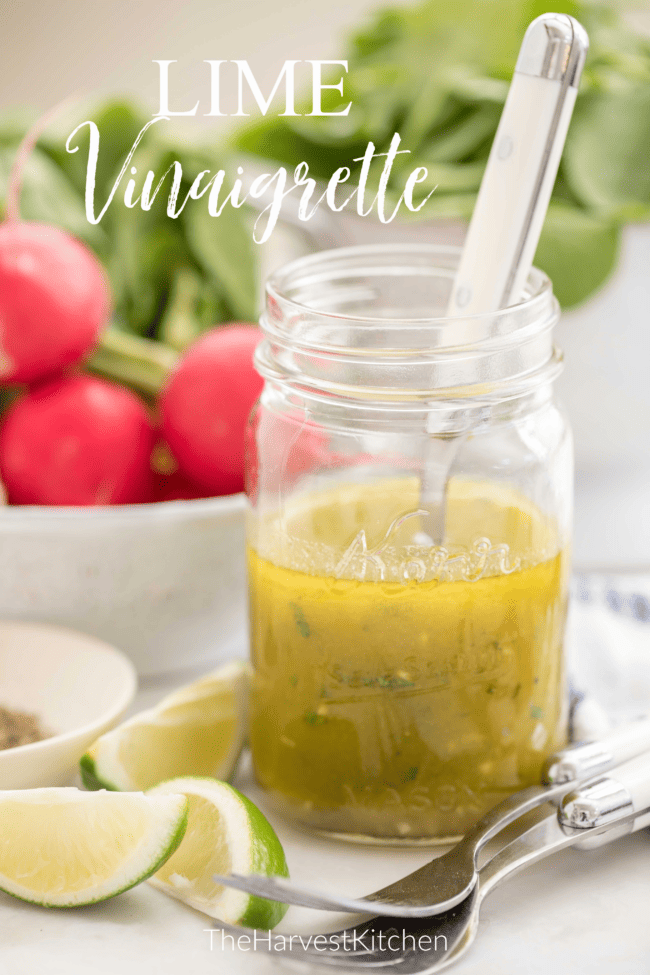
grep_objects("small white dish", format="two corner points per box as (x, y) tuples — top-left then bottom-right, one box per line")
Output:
(0, 620), (137, 789)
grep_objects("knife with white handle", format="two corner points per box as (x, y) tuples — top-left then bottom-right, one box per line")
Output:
(439, 772), (650, 971)
(559, 750), (650, 849)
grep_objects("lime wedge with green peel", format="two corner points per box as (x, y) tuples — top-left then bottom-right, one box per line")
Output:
(147, 777), (289, 928)
(0, 787), (188, 908)
(81, 660), (249, 792)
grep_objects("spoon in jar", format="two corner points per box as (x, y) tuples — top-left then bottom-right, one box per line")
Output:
(214, 714), (650, 918)
(418, 12), (589, 545)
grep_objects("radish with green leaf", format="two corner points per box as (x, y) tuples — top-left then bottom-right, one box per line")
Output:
(0, 222), (110, 384)
(0, 105), (111, 385)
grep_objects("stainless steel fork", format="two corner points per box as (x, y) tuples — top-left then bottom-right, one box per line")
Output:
(211, 754), (650, 973)
(217, 715), (650, 917)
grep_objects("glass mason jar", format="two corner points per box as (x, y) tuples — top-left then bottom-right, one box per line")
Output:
(245, 244), (572, 844)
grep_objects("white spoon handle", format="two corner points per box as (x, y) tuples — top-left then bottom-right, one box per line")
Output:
(422, 15), (589, 544)
(448, 13), (589, 316)
(545, 713), (650, 784)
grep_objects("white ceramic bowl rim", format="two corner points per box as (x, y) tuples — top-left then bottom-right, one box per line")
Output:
(0, 492), (246, 524)
(0, 628), (137, 758)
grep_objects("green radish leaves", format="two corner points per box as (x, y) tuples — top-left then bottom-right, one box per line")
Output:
(233, 0), (649, 309)
(564, 83), (650, 221)
(533, 202), (620, 309)
(184, 186), (257, 323)
(0, 144), (105, 249)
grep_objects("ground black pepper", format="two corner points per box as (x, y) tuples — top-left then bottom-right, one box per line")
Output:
(0, 705), (48, 749)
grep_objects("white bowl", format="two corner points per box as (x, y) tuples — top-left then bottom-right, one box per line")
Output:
(0, 494), (247, 676)
(0, 620), (137, 789)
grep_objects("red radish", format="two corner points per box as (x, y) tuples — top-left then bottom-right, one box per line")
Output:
(0, 374), (155, 506)
(153, 470), (209, 502)
(246, 408), (332, 499)
(0, 222), (110, 384)
(149, 439), (209, 501)
(160, 325), (264, 496)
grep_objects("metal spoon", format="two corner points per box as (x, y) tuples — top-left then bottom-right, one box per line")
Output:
(419, 12), (589, 544)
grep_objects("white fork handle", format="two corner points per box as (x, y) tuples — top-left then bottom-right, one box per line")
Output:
(545, 713), (650, 785)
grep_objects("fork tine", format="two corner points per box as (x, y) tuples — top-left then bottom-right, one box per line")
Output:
(213, 872), (440, 917)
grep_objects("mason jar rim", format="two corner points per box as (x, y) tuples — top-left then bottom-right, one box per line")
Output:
(259, 243), (561, 401)
(265, 243), (555, 337)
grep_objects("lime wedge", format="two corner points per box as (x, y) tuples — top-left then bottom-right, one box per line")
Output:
(81, 661), (249, 792)
(147, 777), (289, 929)
(0, 787), (188, 907)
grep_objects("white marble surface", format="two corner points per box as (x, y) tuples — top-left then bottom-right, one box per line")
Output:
(1, 776), (648, 975)
(2, 680), (649, 974)
(2, 578), (649, 973)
